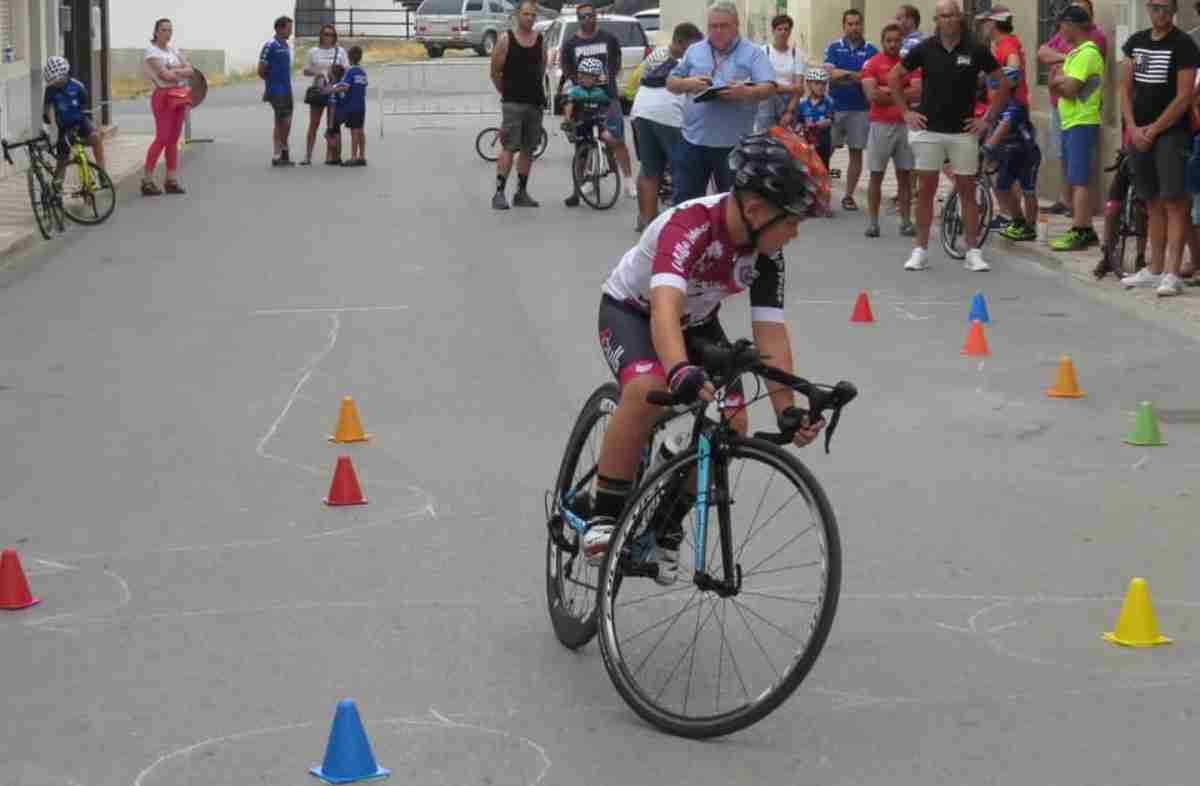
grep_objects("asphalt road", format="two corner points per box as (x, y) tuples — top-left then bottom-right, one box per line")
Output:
(4, 66), (1200, 786)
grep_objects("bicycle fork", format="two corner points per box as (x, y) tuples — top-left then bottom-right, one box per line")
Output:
(691, 434), (742, 598)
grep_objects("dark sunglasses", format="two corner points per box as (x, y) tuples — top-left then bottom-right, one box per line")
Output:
(578, 12), (596, 18)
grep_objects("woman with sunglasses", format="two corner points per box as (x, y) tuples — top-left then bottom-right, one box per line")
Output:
(302, 24), (348, 165)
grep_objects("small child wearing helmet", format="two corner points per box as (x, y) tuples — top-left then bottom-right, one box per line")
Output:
(786, 69), (835, 194)
(42, 55), (106, 180)
(982, 66), (1041, 242)
(561, 57), (615, 206)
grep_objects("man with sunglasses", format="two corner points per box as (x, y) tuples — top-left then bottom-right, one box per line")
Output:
(559, 1), (637, 202)
(1120, 0), (1200, 296)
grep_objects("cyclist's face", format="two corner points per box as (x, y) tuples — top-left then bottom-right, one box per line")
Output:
(748, 202), (801, 251)
(579, 73), (597, 88)
(806, 80), (825, 98)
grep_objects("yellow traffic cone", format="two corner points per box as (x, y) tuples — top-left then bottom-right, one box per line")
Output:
(328, 396), (371, 443)
(1045, 354), (1085, 398)
(1103, 577), (1172, 647)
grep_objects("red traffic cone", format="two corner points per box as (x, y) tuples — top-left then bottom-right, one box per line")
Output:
(850, 290), (875, 323)
(0, 548), (40, 610)
(324, 455), (367, 506)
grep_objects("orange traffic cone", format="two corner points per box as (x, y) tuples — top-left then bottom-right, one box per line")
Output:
(328, 396), (371, 443)
(850, 290), (875, 323)
(324, 455), (367, 506)
(0, 548), (40, 610)
(961, 319), (990, 357)
(1046, 354), (1085, 398)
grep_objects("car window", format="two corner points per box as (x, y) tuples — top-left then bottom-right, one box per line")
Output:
(418, 0), (462, 14)
(637, 16), (660, 32)
(599, 20), (647, 47)
(465, 0), (483, 11)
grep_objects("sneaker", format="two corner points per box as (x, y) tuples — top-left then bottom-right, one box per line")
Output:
(899, 220), (916, 237)
(903, 247), (929, 271)
(964, 248), (990, 272)
(512, 189), (539, 208)
(1122, 268), (1162, 289)
(1157, 272), (1183, 297)
(1045, 201), (1071, 216)
(653, 545), (680, 586)
(492, 190), (510, 210)
(1050, 226), (1092, 251)
(864, 223), (880, 238)
(623, 180), (637, 199)
(582, 517), (616, 566)
(1000, 221), (1037, 241)
(564, 193), (580, 208)
(988, 215), (1012, 230)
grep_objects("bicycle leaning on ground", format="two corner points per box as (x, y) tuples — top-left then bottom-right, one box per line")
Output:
(1093, 146), (1147, 281)
(545, 337), (857, 738)
(2, 132), (65, 240)
(940, 150), (996, 260)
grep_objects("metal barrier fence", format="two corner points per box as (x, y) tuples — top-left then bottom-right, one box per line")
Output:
(376, 60), (502, 136)
(295, 7), (416, 39)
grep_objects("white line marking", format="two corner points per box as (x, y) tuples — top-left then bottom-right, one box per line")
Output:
(253, 306), (410, 315)
(427, 706), (552, 786)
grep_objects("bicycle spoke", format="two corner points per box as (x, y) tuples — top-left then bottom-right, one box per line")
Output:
(736, 470), (776, 561)
(651, 595), (719, 704)
(682, 591), (707, 714)
(733, 596), (805, 646)
(744, 524), (816, 577)
(743, 560), (821, 579)
(714, 600), (752, 708)
(738, 589), (817, 604)
(738, 489), (803, 561)
(628, 588), (701, 658)
(730, 597), (782, 681)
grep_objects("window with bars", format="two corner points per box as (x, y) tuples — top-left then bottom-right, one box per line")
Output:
(1037, 0), (1072, 84)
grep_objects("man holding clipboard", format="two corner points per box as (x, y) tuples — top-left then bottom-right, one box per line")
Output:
(667, 0), (776, 205)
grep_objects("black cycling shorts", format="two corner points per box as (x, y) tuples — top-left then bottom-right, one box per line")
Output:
(598, 294), (746, 410)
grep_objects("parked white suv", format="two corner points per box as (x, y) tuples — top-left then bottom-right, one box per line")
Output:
(542, 13), (651, 114)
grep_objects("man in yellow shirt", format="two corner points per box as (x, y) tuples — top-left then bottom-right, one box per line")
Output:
(1049, 5), (1104, 251)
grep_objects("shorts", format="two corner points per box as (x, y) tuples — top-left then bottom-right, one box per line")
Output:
(831, 110), (869, 150)
(342, 110), (366, 130)
(1132, 127), (1191, 202)
(631, 117), (681, 179)
(55, 119), (95, 157)
(501, 101), (543, 153)
(909, 130), (978, 175)
(995, 147), (1041, 193)
(604, 100), (626, 142)
(1061, 124), (1098, 186)
(267, 93), (294, 120)
(865, 122), (914, 173)
(597, 294), (746, 410)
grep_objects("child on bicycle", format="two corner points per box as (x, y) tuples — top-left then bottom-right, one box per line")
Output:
(41, 56), (106, 182)
(584, 129), (830, 584)
(787, 69), (834, 171)
(561, 57), (614, 207)
(980, 67), (1041, 242)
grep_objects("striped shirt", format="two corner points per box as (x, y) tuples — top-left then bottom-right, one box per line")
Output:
(1122, 26), (1200, 130)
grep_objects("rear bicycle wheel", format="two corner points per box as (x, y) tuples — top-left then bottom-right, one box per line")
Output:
(59, 161), (116, 225)
(475, 127), (502, 162)
(597, 436), (841, 739)
(533, 127), (549, 160)
(26, 169), (52, 240)
(546, 383), (620, 649)
(1114, 194), (1147, 279)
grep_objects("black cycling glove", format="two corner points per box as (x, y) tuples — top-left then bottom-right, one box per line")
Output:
(667, 362), (709, 405)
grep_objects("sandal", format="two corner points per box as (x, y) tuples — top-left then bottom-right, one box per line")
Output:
(841, 195), (858, 211)
(141, 179), (163, 196)
(164, 180), (186, 195)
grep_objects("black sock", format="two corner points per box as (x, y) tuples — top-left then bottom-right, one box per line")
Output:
(496, 173), (508, 193)
(594, 474), (632, 519)
(518, 173), (528, 191)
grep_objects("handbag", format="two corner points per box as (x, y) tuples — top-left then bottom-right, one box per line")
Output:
(164, 85), (192, 110)
(305, 47), (340, 107)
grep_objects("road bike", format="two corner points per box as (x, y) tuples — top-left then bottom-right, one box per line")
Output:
(940, 151), (996, 260)
(474, 124), (548, 162)
(566, 113), (620, 210)
(3, 132), (65, 240)
(545, 337), (857, 738)
(1094, 147), (1146, 280)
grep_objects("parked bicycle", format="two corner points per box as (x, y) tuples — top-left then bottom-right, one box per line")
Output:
(474, 124), (548, 163)
(940, 152), (996, 260)
(564, 114), (620, 210)
(1094, 147), (1146, 280)
(2, 132), (65, 240)
(545, 337), (857, 738)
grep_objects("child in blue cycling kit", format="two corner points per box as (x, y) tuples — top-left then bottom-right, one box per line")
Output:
(562, 58), (615, 207)
(41, 56), (106, 179)
(982, 67), (1041, 242)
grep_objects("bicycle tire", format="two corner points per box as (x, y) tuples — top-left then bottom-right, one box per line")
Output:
(26, 169), (52, 240)
(475, 127), (501, 162)
(546, 383), (619, 650)
(59, 161), (116, 226)
(533, 127), (549, 160)
(1115, 192), (1146, 279)
(577, 142), (620, 210)
(940, 179), (993, 260)
(597, 436), (841, 739)
(47, 179), (65, 235)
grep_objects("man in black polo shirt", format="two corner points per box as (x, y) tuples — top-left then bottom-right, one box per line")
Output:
(888, 0), (1009, 272)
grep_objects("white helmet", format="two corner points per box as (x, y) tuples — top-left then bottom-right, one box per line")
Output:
(578, 57), (604, 77)
(44, 56), (70, 84)
(805, 67), (828, 83)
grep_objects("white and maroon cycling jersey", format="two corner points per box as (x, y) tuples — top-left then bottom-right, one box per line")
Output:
(601, 194), (785, 327)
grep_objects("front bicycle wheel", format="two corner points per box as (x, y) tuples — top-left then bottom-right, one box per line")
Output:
(577, 142), (620, 210)
(533, 127), (549, 160)
(1114, 194), (1147, 279)
(940, 191), (964, 259)
(546, 383), (620, 650)
(597, 436), (841, 738)
(26, 169), (52, 240)
(475, 127), (502, 162)
(59, 161), (116, 225)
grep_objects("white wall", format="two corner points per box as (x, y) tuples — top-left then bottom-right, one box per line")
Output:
(110, 0), (293, 72)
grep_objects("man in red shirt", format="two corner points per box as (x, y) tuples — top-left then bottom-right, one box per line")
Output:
(861, 23), (917, 237)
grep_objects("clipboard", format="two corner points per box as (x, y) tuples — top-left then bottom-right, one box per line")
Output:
(693, 81), (771, 103)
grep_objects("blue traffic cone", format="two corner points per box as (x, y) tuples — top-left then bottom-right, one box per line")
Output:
(967, 291), (991, 324)
(310, 699), (391, 784)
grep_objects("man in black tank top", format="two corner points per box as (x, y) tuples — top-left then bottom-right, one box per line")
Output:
(489, 0), (547, 209)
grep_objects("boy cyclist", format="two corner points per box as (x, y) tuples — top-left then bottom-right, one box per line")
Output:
(561, 57), (614, 207)
(787, 68), (835, 170)
(42, 56), (106, 181)
(586, 130), (829, 584)
(981, 66), (1041, 242)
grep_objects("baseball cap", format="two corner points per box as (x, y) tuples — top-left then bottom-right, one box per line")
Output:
(975, 4), (1013, 21)
(1058, 5), (1091, 24)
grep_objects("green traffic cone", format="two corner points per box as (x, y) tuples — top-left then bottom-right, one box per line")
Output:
(1125, 401), (1166, 446)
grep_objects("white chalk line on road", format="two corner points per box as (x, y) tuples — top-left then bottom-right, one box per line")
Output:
(253, 305), (412, 315)
(131, 708), (552, 786)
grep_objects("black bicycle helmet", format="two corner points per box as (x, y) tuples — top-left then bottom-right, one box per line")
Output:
(727, 131), (814, 217)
